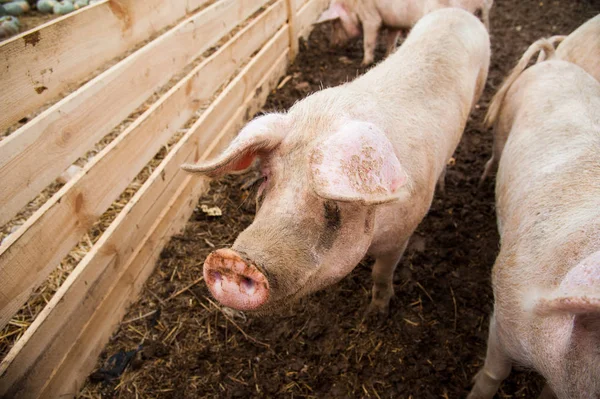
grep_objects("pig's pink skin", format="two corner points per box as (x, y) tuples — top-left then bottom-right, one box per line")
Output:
(317, 0), (493, 65)
(203, 249), (270, 311)
(309, 121), (408, 204)
(182, 9), (490, 316)
(553, 14), (600, 83)
(468, 57), (600, 398)
(480, 14), (600, 186)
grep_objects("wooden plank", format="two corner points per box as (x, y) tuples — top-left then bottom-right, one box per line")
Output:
(296, 0), (329, 40)
(1, 32), (289, 399)
(293, 0), (308, 11)
(0, 0), (211, 132)
(286, 0), (300, 61)
(0, 0), (285, 331)
(0, 0), (286, 374)
(0, 0), (269, 227)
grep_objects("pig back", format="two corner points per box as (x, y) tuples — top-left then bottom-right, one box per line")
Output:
(556, 14), (600, 82)
(494, 60), (600, 289)
(351, 8), (490, 187)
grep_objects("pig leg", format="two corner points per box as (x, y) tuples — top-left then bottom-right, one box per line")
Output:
(537, 384), (556, 399)
(362, 20), (382, 66)
(437, 166), (447, 194)
(481, 5), (490, 31)
(368, 240), (409, 315)
(468, 314), (512, 399)
(384, 29), (402, 56)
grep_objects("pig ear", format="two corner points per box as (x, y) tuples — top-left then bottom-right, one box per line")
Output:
(315, 3), (345, 24)
(181, 113), (287, 177)
(309, 121), (409, 205)
(534, 250), (600, 316)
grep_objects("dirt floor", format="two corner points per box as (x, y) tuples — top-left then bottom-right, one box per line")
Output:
(83, 1), (600, 398)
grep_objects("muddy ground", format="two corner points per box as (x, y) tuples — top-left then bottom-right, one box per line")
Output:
(83, 1), (600, 398)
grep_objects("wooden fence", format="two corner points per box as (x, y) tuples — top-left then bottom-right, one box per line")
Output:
(0, 0), (328, 396)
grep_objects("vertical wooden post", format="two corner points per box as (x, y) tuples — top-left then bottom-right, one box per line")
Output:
(285, 0), (299, 62)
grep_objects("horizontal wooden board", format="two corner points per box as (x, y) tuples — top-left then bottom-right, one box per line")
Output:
(297, 0), (330, 39)
(0, 3), (288, 391)
(0, 0), (278, 331)
(293, 0), (309, 11)
(0, 0), (210, 132)
(0, 0), (269, 227)
(3, 32), (289, 399)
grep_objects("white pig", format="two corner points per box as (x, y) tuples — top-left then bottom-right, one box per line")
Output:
(468, 42), (600, 398)
(315, 0), (493, 65)
(539, 14), (600, 82)
(181, 8), (490, 316)
(480, 14), (600, 185)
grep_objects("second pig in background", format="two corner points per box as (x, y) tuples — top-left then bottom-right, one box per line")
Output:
(314, 0), (494, 65)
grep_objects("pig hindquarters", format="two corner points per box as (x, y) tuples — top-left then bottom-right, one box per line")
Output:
(182, 9), (490, 316)
(480, 14), (600, 186)
(468, 44), (600, 398)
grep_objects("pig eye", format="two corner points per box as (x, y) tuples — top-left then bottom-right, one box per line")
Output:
(257, 175), (268, 195)
(254, 175), (268, 212)
(323, 201), (341, 231)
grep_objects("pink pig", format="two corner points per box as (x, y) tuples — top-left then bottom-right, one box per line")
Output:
(315, 0), (493, 65)
(182, 9), (490, 315)
(480, 14), (600, 186)
(468, 39), (600, 398)
(540, 14), (600, 82)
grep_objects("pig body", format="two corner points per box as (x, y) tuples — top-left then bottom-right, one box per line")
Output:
(553, 13), (600, 82)
(537, 14), (600, 82)
(480, 14), (600, 185)
(315, 0), (493, 65)
(468, 59), (600, 398)
(182, 9), (489, 315)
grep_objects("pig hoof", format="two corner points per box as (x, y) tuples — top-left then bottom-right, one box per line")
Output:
(361, 302), (389, 327)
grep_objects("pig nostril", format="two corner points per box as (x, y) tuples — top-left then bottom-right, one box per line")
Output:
(240, 277), (255, 294)
(211, 271), (222, 284)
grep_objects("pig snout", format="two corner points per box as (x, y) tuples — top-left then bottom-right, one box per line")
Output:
(203, 248), (269, 311)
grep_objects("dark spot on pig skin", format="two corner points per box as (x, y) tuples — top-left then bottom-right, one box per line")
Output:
(35, 86), (48, 94)
(324, 201), (341, 231)
(318, 201), (341, 250)
(364, 208), (373, 234)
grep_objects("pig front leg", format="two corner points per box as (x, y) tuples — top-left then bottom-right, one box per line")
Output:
(368, 240), (409, 315)
(468, 314), (512, 399)
(537, 384), (557, 399)
(384, 29), (402, 56)
(437, 166), (447, 194)
(362, 20), (382, 66)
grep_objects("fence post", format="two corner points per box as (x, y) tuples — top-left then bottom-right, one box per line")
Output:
(285, 0), (299, 62)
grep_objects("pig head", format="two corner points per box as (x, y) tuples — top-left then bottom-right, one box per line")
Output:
(315, 1), (361, 48)
(182, 113), (409, 312)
